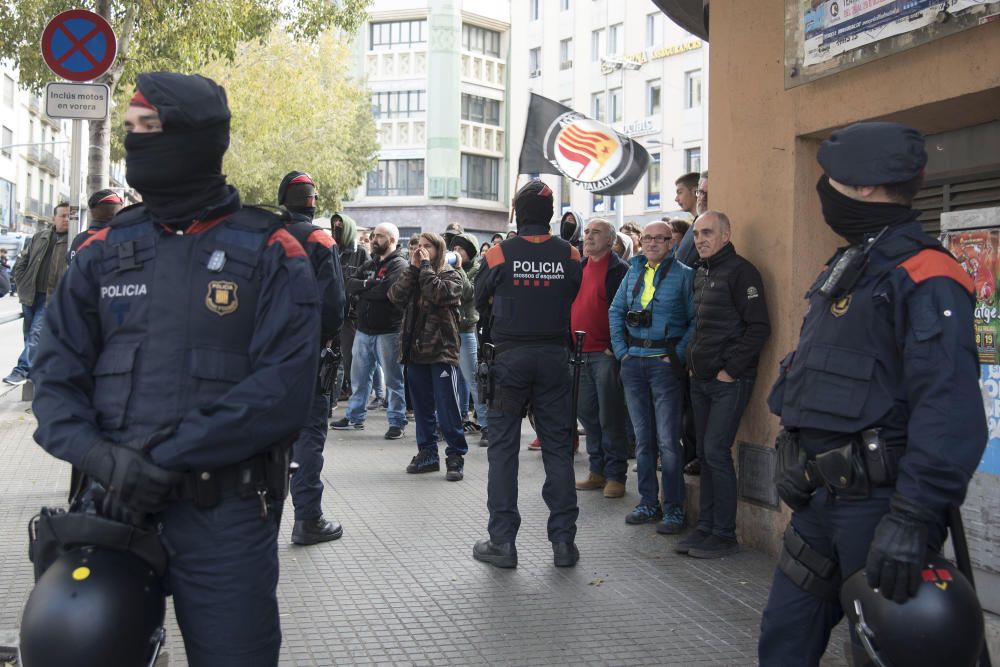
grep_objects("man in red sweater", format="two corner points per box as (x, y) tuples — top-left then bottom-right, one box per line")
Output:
(571, 219), (631, 497)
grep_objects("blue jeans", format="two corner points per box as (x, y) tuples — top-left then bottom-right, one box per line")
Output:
(620, 356), (684, 510)
(346, 331), (406, 428)
(406, 362), (468, 458)
(291, 391), (331, 521)
(14, 292), (46, 377)
(690, 376), (753, 540)
(457, 332), (488, 430)
(578, 352), (628, 483)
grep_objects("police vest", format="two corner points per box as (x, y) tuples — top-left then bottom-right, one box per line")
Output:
(768, 225), (946, 440)
(85, 204), (285, 440)
(490, 236), (577, 345)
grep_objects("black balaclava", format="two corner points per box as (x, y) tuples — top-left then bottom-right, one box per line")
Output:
(125, 72), (233, 227)
(278, 171), (317, 220)
(816, 176), (919, 244)
(514, 180), (554, 233)
(816, 121), (927, 244)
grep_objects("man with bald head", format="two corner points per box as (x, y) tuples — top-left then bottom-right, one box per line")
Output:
(333, 221), (410, 438)
(571, 218), (630, 498)
(681, 210), (770, 559)
(610, 220), (695, 534)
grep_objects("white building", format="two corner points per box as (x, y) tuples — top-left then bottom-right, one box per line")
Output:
(0, 63), (75, 234)
(508, 0), (709, 227)
(344, 0), (514, 241)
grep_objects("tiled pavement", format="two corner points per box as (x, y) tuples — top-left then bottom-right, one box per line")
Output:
(0, 387), (849, 666)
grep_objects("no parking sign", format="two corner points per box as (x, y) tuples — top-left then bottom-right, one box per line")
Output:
(40, 9), (117, 82)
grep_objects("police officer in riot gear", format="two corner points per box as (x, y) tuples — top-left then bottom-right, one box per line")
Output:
(30, 72), (320, 666)
(277, 171), (346, 545)
(473, 179), (583, 569)
(757, 122), (987, 666)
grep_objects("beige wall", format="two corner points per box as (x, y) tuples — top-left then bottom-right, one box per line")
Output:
(706, 0), (1000, 555)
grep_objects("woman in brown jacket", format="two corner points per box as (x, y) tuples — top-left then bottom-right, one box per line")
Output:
(388, 232), (469, 481)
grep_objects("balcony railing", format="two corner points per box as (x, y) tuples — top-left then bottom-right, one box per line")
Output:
(26, 198), (45, 217)
(39, 149), (60, 176)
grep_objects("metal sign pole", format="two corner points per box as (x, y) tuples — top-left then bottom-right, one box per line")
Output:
(69, 119), (83, 239)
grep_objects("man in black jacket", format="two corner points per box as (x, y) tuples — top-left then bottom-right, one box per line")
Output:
(680, 210), (770, 559)
(332, 222), (409, 439)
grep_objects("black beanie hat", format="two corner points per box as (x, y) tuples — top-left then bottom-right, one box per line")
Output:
(513, 180), (554, 228)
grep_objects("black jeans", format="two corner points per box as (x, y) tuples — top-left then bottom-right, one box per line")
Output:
(690, 376), (753, 540)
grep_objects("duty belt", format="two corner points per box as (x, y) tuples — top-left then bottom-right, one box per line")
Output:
(804, 431), (904, 499)
(174, 442), (292, 515)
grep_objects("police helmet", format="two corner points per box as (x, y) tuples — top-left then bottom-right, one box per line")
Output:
(20, 546), (166, 667)
(841, 554), (984, 667)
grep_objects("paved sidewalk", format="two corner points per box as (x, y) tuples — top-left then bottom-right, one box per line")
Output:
(0, 390), (849, 666)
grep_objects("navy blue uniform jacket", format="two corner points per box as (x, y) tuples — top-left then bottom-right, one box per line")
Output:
(31, 197), (320, 472)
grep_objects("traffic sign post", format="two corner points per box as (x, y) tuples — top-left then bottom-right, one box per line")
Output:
(40, 10), (117, 83)
(40, 9), (118, 241)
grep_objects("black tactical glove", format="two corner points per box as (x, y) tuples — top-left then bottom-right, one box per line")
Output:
(774, 429), (816, 511)
(80, 430), (182, 516)
(865, 494), (938, 603)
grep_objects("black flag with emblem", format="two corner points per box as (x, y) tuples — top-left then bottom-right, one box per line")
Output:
(518, 93), (650, 196)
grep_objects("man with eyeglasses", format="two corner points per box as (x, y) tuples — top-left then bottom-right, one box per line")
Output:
(681, 210), (770, 559)
(609, 221), (695, 535)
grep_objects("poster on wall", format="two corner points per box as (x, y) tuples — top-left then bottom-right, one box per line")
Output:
(978, 365), (1000, 475)
(788, 0), (995, 84)
(944, 229), (1000, 363)
(804, 0), (940, 66)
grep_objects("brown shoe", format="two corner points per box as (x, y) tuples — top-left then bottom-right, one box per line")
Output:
(575, 472), (606, 490)
(603, 480), (626, 498)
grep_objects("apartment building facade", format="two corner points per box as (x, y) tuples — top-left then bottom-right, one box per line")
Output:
(0, 63), (75, 235)
(344, 0), (513, 241)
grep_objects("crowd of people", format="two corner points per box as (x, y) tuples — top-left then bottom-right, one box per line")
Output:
(14, 70), (986, 667)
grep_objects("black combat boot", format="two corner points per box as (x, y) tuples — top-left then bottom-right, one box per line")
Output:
(291, 516), (344, 545)
(445, 454), (464, 481)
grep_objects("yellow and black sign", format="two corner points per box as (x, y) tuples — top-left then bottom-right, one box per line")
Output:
(205, 280), (239, 316)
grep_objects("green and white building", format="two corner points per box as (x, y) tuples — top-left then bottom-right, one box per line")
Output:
(345, 0), (513, 241)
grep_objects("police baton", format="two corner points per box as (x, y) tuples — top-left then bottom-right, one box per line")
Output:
(569, 331), (586, 452)
(948, 505), (993, 667)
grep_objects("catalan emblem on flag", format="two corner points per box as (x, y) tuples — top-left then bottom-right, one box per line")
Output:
(518, 93), (649, 195)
